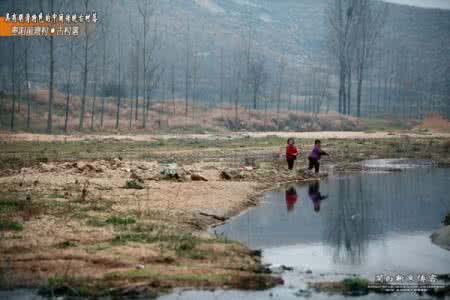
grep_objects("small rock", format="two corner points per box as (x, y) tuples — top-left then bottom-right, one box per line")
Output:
(20, 167), (32, 174)
(130, 169), (144, 183)
(431, 226), (450, 251)
(136, 264), (145, 270)
(191, 174), (208, 181)
(294, 289), (312, 297)
(305, 269), (312, 274)
(220, 170), (232, 180)
(40, 163), (56, 172)
(76, 162), (95, 172)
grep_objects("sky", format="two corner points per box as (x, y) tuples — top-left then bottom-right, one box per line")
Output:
(382, 0), (450, 9)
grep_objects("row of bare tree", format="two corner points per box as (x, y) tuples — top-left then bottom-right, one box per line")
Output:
(0, 0), (449, 133)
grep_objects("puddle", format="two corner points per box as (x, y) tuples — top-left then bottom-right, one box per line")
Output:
(161, 166), (450, 299)
(363, 159), (434, 170)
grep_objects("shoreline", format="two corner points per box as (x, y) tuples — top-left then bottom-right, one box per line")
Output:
(0, 133), (449, 298)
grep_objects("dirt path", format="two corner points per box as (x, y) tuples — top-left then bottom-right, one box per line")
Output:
(0, 130), (448, 143)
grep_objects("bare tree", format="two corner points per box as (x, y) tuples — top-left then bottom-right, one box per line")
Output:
(115, 30), (122, 130)
(9, 39), (16, 131)
(138, 0), (160, 129)
(248, 55), (267, 110)
(24, 46), (31, 129)
(354, 0), (386, 117)
(63, 31), (75, 133)
(327, 0), (359, 115)
(170, 64), (176, 115)
(39, 0), (56, 132)
(90, 60), (98, 131)
(184, 23), (191, 117)
(100, 5), (111, 128)
(79, 0), (93, 130)
(276, 55), (287, 119)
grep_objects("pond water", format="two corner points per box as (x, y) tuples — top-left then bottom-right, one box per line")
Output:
(3, 164), (450, 300)
(160, 166), (450, 300)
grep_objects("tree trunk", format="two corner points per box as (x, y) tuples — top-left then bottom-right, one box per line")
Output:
(25, 47), (31, 129)
(47, 35), (54, 132)
(10, 40), (16, 131)
(90, 63), (98, 131)
(135, 39), (139, 122)
(79, 1), (89, 131)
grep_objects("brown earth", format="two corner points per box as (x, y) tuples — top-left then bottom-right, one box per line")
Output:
(0, 133), (449, 297)
(416, 113), (450, 133)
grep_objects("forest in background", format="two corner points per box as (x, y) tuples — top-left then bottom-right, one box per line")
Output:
(0, 0), (449, 133)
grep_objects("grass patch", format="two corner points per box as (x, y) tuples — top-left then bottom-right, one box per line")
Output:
(47, 193), (65, 199)
(342, 277), (369, 292)
(0, 220), (24, 231)
(105, 268), (228, 284)
(310, 277), (369, 296)
(38, 275), (100, 298)
(124, 180), (144, 189)
(57, 240), (79, 248)
(0, 199), (21, 213)
(106, 215), (136, 225)
(86, 217), (107, 227)
(0, 199), (19, 207)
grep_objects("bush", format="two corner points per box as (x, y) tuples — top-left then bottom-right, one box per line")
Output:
(124, 180), (143, 189)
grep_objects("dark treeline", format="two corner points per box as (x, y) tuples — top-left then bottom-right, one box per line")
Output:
(0, 0), (449, 132)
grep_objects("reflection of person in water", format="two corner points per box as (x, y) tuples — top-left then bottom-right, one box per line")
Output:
(308, 181), (328, 212)
(285, 187), (298, 212)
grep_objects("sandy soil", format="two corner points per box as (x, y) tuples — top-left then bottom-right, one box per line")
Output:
(1, 130), (449, 143)
(0, 134), (449, 297)
(0, 158), (290, 295)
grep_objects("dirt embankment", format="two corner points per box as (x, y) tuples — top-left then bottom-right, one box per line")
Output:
(1, 130), (450, 143)
(0, 154), (313, 297)
(0, 134), (449, 298)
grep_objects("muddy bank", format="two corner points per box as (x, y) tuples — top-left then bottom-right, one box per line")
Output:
(1, 130), (450, 143)
(0, 135), (449, 298)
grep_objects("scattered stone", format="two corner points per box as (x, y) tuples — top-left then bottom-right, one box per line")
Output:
(270, 264), (294, 274)
(294, 289), (312, 297)
(40, 163), (56, 172)
(130, 169), (144, 183)
(191, 174), (208, 181)
(199, 211), (226, 221)
(136, 264), (145, 270)
(305, 269), (312, 274)
(431, 226), (450, 251)
(220, 170), (232, 180)
(20, 167), (32, 174)
(220, 169), (244, 180)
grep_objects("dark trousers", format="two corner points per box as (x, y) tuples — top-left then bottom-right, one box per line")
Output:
(308, 158), (320, 173)
(287, 159), (295, 170)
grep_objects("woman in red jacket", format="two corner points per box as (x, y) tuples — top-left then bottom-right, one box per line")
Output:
(286, 138), (298, 170)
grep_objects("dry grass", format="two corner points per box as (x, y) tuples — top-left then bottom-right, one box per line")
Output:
(4, 88), (365, 133)
(416, 113), (450, 132)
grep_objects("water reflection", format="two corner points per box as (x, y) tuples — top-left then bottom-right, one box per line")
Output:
(308, 181), (328, 212)
(325, 176), (370, 265)
(285, 187), (298, 212)
(214, 169), (450, 274)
